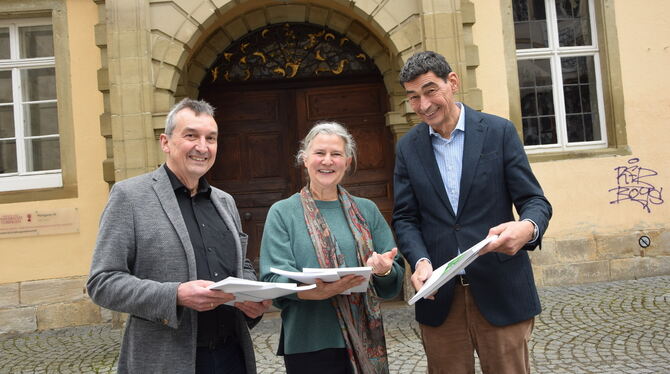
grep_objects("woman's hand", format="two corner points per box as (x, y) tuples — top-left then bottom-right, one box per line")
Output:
(297, 275), (366, 300)
(366, 247), (398, 276)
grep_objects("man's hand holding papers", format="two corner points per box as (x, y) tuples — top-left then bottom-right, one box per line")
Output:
(206, 277), (316, 307)
(408, 235), (498, 305)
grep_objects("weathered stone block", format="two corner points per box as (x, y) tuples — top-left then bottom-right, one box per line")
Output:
(150, 3), (187, 41)
(0, 307), (37, 334)
(610, 256), (670, 281)
(328, 12), (350, 34)
(155, 63), (180, 91)
(307, 6), (329, 26)
(354, 0), (382, 16)
(465, 44), (479, 67)
(424, 13), (457, 41)
(244, 9), (267, 32)
(542, 261), (610, 286)
(360, 38), (384, 59)
(0, 283), (19, 308)
(528, 237), (558, 266)
(190, 1), (217, 26)
(204, 29), (231, 54)
(532, 265), (544, 287)
(643, 229), (670, 256)
(153, 91), (174, 115)
(267, 5), (307, 24)
(554, 237), (598, 263)
(20, 277), (87, 306)
(193, 46), (217, 70)
(36, 300), (102, 330)
(461, 1), (476, 24)
(224, 18), (248, 41)
(595, 232), (640, 259)
(389, 24), (414, 53)
(379, 0), (417, 26)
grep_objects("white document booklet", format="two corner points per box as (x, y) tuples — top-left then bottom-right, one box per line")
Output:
(408, 235), (498, 305)
(270, 266), (372, 294)
(207, 277), (316, 305)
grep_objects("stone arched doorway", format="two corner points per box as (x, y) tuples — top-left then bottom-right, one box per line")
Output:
(199, 23), (395, 264)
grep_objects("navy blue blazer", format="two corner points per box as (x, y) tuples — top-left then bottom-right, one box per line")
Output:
(392, 105), (552, 327)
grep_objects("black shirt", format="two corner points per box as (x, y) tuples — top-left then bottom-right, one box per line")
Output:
(164, 165), (238, 347)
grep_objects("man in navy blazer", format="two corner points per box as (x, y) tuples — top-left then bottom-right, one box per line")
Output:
(393, 51), (552, 374)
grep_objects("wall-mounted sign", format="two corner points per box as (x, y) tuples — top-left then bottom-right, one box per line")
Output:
(0, 208), (79, 239)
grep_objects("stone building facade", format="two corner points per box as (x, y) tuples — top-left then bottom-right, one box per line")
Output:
(0, 0), (668, 333)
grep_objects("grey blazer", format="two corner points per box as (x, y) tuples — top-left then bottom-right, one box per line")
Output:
(87, 166), (258, 373)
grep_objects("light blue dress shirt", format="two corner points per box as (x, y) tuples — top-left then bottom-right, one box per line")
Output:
(429, 102), (466, 215)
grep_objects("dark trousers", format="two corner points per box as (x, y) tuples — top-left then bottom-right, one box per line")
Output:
(195, 338), (247, 374)
(284, 348), (353, 374)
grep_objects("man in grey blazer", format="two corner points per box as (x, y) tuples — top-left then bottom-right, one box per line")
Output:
(87, 98), (271, 373)
(393, 51), (552, 373)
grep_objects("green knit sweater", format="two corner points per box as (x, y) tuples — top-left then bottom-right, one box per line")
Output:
(259, 193), (404, 355)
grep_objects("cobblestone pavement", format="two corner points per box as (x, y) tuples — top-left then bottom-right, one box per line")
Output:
(1, 276), (669, 373)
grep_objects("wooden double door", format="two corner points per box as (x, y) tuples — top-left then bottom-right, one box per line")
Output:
(201, 82), (395, 264)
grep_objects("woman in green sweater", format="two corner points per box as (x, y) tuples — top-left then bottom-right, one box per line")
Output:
(259, 121), (404, 374)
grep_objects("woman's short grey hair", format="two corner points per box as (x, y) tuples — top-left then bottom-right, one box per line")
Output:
(296, 121), (357, 173)
(164, 98), (215, 136)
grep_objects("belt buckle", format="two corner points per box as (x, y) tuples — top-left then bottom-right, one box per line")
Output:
(459, 275), (469, 287)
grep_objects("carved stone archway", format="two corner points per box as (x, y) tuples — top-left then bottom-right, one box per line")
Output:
(93, 0), (480, 183)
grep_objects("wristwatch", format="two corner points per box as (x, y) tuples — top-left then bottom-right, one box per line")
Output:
(523, 218), (538, 242)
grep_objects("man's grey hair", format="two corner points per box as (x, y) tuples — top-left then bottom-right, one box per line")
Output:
(296, 121), (357, 173)
(399, 50), (453, 85)
(164, 98), (215, 136)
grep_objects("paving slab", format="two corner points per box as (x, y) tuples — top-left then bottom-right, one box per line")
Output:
(1, 276), (669, 373)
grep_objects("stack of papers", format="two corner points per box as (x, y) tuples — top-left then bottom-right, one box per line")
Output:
(408, 235), (498, 305)
(271, 266), (372, 294)
(207, 277), (316, 304)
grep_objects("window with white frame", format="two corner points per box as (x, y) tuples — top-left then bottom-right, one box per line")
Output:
(513, 0), (606, 152)
(0, 18), (61, 192)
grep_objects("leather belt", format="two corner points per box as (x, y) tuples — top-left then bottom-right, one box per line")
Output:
(457, 274), (469, 287)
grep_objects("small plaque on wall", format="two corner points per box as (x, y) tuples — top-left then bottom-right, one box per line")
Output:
(0, 208), (79, 239)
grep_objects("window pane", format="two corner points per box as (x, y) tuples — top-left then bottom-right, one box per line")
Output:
(0, 139), (17, 173)
(21, 68), (56, 101)
(536, 87), (555, 115)
(24, 102), (58, 136)
(0, 105), (14, 138)
(556, 0), (592, 47)
(0, 27), (9, 59)
(523, 117), (540, 146)
(561, 56), (601, 142)
(520, 88), (537, 117)
(25, 137), (60, 172)
(0, 70), (13, 103)
(19, 25), (54, 58)
(514, 0), (548, 49)
(540, 117), (558, 144)
(518, 59), (556, 146)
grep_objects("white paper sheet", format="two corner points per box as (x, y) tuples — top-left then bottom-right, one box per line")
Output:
(206, 276), (316, 305)
(408, 235), (498, 305)
(271, 266), (373, 294)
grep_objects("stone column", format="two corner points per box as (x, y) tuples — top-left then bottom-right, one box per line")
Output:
(106, 0), (158, 181)
(418, 0), (481, 110)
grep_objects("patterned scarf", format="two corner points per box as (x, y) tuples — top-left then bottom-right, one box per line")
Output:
(300, 185), (389, 374)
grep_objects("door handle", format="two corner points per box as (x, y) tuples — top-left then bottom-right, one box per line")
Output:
(243, 212), (252, 221)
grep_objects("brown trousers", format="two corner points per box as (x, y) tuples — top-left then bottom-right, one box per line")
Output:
(419, 284), (534, 374)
